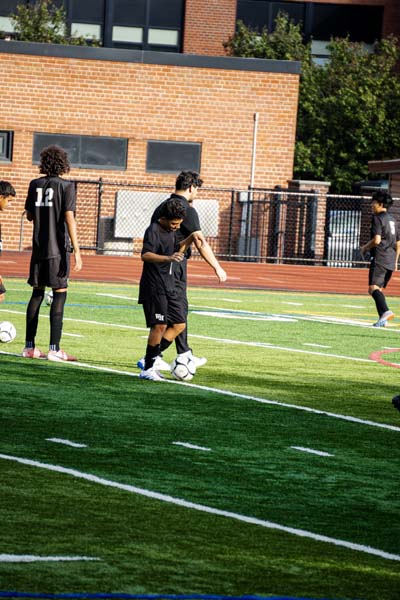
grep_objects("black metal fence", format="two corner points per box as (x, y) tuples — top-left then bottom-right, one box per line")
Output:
(18, 179), (399, 267)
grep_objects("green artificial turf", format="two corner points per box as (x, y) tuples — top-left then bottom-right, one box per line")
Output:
(0, 279), (399, 599)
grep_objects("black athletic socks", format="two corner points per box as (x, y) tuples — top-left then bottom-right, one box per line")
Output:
(372, 289), (389, 317)
(144, 343), (161, 371)
(160, 337), (173, 353)
(25, 287), (45, 345)
(50, 290), (67, 350)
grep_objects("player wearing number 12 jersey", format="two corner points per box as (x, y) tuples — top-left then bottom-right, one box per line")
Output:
(22, 145), (82, 361)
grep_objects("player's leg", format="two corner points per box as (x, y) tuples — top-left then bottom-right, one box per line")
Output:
(22, 257), (46, 358)
(140, 294), (168, 379)
(173, 261), (207, 367)
(369, 264), (394, 326)
(46, 254), (77, 362)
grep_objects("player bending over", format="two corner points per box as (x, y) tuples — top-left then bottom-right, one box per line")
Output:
(138, 198), (201, 381)
(360, 190), (400, 327)
(22, 145), (82, 361)
(0, 181), (16, 303)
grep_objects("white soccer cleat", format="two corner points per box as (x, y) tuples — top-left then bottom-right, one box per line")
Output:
(22, 347), (47, 359)
(139, 368), (165, 381)
(137, 356), (170, 371)
(176, 350), (207, 368)
(47, 349), (77, 362)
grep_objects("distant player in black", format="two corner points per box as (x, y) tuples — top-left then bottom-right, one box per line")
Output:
(22, 145), (82, 361)
(360, 190), (400, 327)
(0, 181), (16, 303)
(138, 171), (227, 372)
(139, 198), (200, 381)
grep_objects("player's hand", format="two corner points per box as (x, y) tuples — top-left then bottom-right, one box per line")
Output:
(215, 266), (227, 283)
(170, 252), (184, 262)
(74, 253), (83, 272)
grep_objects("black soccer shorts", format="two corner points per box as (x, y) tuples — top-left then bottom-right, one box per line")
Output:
(141, 292), (186, 328)
(28, 253), (70, 289)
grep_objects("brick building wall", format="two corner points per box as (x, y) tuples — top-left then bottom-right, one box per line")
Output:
(0, 42), (300, 253)
(183, 0), (237, 56)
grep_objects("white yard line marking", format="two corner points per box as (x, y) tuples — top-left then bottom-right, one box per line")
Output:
(1, 350), (399, 432)
(193, 311), (296, 323)
(342, 305), (365, 309)
(95, 293), (137, 301)
(172, 442), (212, 452)
(46, 438), (87, 448)
(191, 333), (372, 364)
(291, 446), (334, 457)
(303, 343), (331, 349)
(283, 302), (303, 306)
(0, 554), (99, 562)
(1, 453), (398, 563)
(63, 332), (83, 338)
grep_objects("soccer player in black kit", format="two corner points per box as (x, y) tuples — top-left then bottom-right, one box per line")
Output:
(137, 171), (227, 371)
(139, 198), (200, 380)
(22, 145), (82, 360)
(360, 190), (400, 327)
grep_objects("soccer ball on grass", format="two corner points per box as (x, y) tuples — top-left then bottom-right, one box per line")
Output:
(0, 320), (16, 343)
(170, 354), (196, 381)
(45, 290), (53, 306)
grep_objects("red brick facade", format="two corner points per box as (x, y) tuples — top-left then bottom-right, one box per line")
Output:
(183, 0), (237, 56)
(0, 43), (300, 252)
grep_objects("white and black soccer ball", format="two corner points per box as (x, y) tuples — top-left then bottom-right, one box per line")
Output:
(0, 320), (16, 343)
(171, 355), (197, 381)
(45, 290), (53, 306)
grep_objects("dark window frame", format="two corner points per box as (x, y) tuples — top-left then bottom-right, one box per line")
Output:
(32, 132), (128, 171)
(0, 131), (13, 163)
(146, 140), (202, 174)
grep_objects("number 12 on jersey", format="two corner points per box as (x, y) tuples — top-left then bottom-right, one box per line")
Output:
(35, 188), (54, 207)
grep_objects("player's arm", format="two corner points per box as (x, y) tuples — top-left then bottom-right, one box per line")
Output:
(360, 234), (381, 255)
(190, 229), (227, 283)
(395, 240), (400, 272)
(142, 251), (184, 263)
(25, 211), (34, 222)
(65, 210), (82, 272)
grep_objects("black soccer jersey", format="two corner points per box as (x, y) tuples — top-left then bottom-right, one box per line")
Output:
(139, 221), (179, 302)
(25, 176), (76, 260)
(370, 212), (400, 270)
(151, 193), (201, 258)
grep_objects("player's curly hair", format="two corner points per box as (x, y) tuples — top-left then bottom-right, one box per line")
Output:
(175, 171), (203, 191)
(372, 190), (392, 208)
(159, 198), (187, 221)
(39, 145), (70, 177)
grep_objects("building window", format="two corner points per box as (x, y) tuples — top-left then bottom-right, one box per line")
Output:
(70, 23), (101, 40)
(111, 0), (184, 51)
(146, 141), (202, 173)
(0, 131), (13, 162)
(33, 133), (128, 170)
(68, 0), (104, 42)
(236, 1), (383, 46)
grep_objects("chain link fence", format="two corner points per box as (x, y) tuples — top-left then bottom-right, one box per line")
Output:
(18, 179), (400, 267)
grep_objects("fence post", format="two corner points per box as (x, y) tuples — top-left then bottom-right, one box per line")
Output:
(96, 178), (104, 254)
(227, 189), (236, 259)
